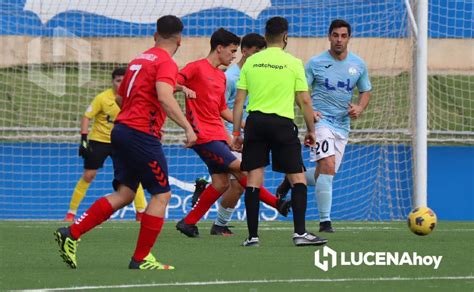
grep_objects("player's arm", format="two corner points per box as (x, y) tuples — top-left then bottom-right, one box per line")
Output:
(221, 108), (245, 129)
(78, 117), (92, 157)
(295, 59), (316, 146)
(295, 90), (316, 146)
(175, 84), (196, 99)
(348, 91), (371, 119)
(349, 64), (372, 119)
(156, 81), (196, 147)
(231, 88), (247, 151)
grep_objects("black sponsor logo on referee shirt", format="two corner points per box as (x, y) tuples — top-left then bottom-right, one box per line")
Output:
(253, 63), (288, 70)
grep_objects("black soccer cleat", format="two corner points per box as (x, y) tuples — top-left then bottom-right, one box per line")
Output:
(191, 178), (208, 208)
(276, 198), (292, 217)
(210, 223), (234, 236)
(241, 237), (260, 247)
(176, 219), (199, 238)
(293, 232), (328, 246)
(276, 176), (291, 200)
(319, 221), (335, 233)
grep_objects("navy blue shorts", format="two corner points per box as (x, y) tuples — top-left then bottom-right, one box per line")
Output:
(111, 123), (170, 195)
(193, 141), (238, 175)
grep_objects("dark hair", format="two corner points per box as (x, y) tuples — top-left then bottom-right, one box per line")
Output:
(241, 33), (266, 50)
(265, 17), (289, 42)
(112, 67), (126, 79)
(210, 28), (240, 51)
(156, 15), (184, 39)
(329, 19), (351, 36)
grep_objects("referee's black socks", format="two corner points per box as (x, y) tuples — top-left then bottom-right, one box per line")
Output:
(245, 187), (260, 238)
(291, 183), (307, 235)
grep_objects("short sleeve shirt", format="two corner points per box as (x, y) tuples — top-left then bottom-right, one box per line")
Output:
(237, 47), (308, 120)
(178, 59), (228, 144)
(84, 88), (119, 143)
(116, 47), (178, 139)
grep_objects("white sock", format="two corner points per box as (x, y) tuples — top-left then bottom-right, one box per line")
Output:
(214, 202), (234, 226)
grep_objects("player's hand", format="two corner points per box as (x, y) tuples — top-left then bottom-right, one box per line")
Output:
(231, 135), (244, 152)
(348, 103), (363, 119)
(183, 128), (197, 148)
(304, 131), (316, 147)
(182, 86), (196, 99)
(78, 134), (90, 158)
(240, 120), (246, 130)
(314, 111), (323, 123)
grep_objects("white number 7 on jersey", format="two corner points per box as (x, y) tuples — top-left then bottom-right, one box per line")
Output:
(126, 64), (142, 98)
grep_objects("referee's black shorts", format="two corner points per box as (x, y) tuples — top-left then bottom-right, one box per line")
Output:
(84, 140), (112, 170)
(241, 111), (305, 174)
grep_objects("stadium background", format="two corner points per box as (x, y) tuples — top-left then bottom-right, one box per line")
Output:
(0, 0), (472, 220)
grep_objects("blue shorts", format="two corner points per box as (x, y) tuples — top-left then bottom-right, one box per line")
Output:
(193, 141), (238, 175)
(111, 123), (170, 195)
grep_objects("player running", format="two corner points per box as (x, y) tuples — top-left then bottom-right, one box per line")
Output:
(175, 28), (290, 238)
(276, 19), (372, 233)
(54, 15), (196, 270)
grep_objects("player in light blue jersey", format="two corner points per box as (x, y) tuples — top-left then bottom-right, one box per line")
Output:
(277, 19), (372, 233)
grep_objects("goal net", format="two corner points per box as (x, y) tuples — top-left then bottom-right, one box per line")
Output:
(0, 0), (472, 220)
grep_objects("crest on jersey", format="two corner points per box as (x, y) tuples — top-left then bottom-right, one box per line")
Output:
(348, 67), (357, 75)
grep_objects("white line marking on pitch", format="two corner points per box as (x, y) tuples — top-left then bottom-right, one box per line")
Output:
(18, 276), (474, 291)
(11, 224), (474, 232)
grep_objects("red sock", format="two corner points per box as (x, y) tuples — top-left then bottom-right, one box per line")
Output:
(238, 176), (278, 208)
(70, 197), (114, 239)
(184, 185), (221, 225)
(133, 213), (164, 262)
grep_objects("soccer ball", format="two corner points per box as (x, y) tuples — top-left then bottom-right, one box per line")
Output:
(407, 207), (437, 236)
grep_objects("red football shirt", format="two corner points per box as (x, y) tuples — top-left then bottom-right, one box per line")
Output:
(178, 59), (228, 144)
(116, 47), (178, 138)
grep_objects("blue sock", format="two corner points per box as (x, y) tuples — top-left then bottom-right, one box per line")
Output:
(214, 202), (234, 226)
(305, 167), (316, 186)
(316, 174), (333, 222)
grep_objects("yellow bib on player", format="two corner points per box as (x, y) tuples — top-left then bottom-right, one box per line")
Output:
(84, 88), (119, 143)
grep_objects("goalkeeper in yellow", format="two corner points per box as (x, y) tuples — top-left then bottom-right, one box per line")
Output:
(64, 68), (147, 222)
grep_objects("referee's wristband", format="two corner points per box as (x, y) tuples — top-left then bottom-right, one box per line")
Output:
(232, 131), (241, 137)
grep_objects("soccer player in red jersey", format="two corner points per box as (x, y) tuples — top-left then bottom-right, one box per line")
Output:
(175, 28), (290, 238)
(54, 15), (197, 270)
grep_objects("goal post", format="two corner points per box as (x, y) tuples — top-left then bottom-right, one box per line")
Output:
(414, 0), (428, 208)
(0, 0), (472, 220)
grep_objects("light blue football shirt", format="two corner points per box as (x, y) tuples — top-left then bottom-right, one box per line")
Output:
(305, 51), (371, 138)
(225, 63), (248, 132)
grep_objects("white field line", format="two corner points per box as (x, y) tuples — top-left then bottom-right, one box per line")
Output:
(9, 224), (474, 232)
(18, 276), (474, 291)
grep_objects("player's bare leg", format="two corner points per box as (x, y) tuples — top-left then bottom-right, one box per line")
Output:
(211, 179), (243, 235)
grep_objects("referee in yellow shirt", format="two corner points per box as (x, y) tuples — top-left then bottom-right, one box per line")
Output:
(64, 68), (147, 222)
(232, 17), (328, 247)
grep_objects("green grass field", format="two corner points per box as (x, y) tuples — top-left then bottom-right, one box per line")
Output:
(1, 221), (473, 291)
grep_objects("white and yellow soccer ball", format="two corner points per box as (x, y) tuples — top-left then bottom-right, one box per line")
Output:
(407, 207), (437, 236)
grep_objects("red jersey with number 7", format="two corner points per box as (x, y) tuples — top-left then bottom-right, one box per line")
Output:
(116, 47), (178, 139)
